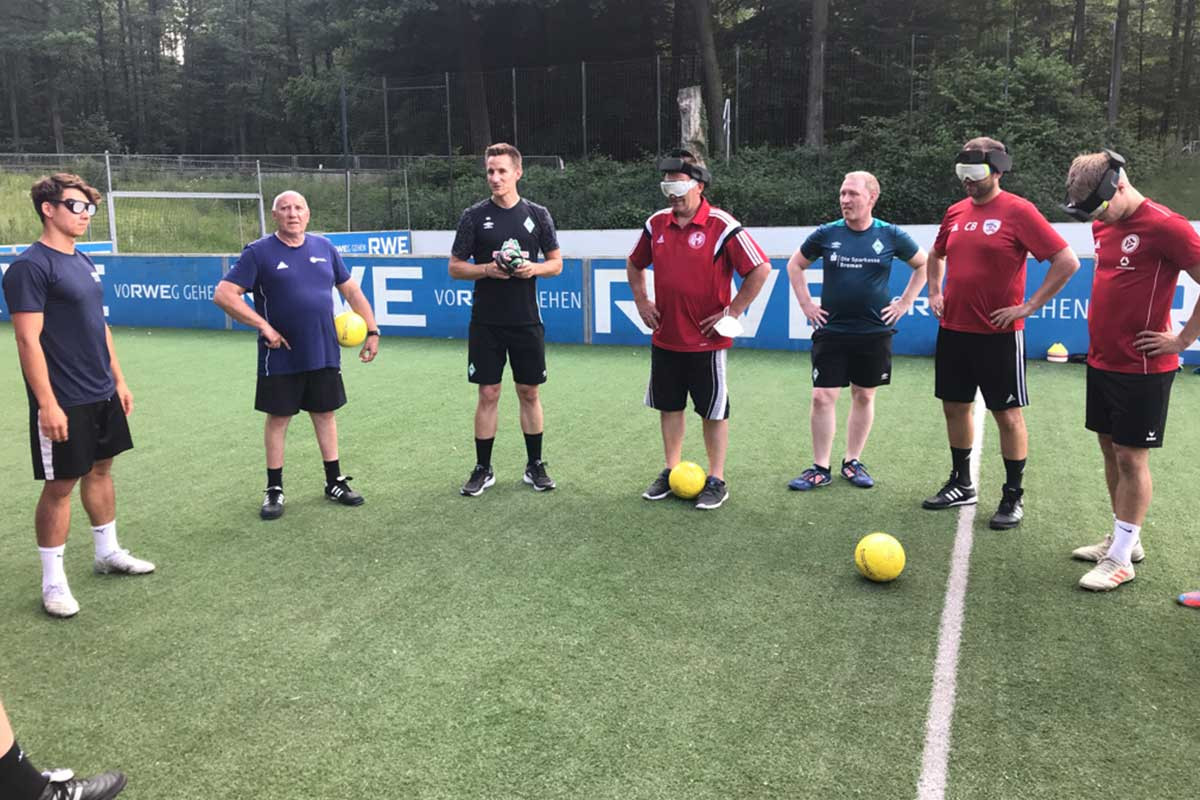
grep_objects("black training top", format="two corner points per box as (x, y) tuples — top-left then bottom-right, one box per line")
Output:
(451, 197), (559, 326)
(2, 241), (114, 407)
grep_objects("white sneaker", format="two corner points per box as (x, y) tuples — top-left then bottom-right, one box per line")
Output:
(1079, 557), (1136, 592)
(1071, 534), (1145, 563)
(43, 584), (80, 618)
(94, 549), (156, 575)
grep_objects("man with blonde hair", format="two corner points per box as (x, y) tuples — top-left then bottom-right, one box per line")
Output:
(923, 136), (1079, 529)
(1062, 150), (1200, 590)
(786, 171), (927, 491)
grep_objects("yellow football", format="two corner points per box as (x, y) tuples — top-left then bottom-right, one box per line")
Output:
(668, 461), (707, 499)
(334, 311), (367, 347)
(854, 532), (906, 582)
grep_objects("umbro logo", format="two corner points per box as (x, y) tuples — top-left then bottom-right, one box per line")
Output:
(276, 261), (289, 270)
(309, 256), (327, 263)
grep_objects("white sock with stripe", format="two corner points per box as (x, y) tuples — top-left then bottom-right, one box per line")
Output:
(1108, 519), (1141, 565)
(92, 520), (120, 560)
(38, 545), (68, 592)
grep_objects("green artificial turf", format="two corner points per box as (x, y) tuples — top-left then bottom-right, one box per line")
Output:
(0, 328), (1197, 799)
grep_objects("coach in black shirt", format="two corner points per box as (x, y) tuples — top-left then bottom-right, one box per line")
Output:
(449, 142), (563, 497)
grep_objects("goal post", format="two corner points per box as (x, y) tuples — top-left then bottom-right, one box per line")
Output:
(107, 190), (266, 254)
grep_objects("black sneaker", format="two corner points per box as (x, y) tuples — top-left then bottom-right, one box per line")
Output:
(921, 474), (977, 510)
(642, 468), (672, 500)
(325, 475), (364, 506)
(261, 486), (285, 520)
(989, 486), (1025, 529)
(694, 476), (729, 510)
(38, 769), (127, 800)
(523, 459), (556, 491)
(461, 464), (495, 496)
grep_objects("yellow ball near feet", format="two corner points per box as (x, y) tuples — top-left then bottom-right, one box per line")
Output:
(668, 461), (707, 500)
(335, 311), (367, 347)
(855, 532), (906, 582)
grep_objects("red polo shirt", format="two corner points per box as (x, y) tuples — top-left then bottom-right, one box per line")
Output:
(629, 198), (767, 352)
(1089, 199), (1200, 374)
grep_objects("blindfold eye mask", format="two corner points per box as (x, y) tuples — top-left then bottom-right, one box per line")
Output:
(953, 147), (1013, 177)
(656, 151), (713, 186)
(1060, 149), (1125, 222)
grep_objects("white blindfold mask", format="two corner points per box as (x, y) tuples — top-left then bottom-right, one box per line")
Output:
(660, 178), (698, 198)
(954, 163), (991, 182)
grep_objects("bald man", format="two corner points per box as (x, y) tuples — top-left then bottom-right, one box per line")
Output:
(214, 191), (380, 520)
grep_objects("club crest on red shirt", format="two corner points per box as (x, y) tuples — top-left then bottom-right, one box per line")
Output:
(687, 231), (707, 249)
(1121, 234), (1140, 254)
(983, 219), (1001, 236)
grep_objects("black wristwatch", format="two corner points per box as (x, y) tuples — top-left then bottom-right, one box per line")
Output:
(367, 330), (380, 337)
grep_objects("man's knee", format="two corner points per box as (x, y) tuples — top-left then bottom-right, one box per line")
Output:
(514, 383), (539, 405)
(1112, 444), (1149, 475)
(811, 388), (839, 411)
(477, 383), (502, 406)
(86, 458), (114, 478)
(41, 477), (78, 500)
(991, 407), (1025, 432)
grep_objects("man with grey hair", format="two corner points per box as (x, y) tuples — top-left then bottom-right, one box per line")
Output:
(214, 190), (380, 519)
(923, 136), (1079, 529)
(1062, 151), (1200, 590)
(785, 171), (927, 491)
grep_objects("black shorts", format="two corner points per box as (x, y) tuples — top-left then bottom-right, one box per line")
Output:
(28, 393), (133, 481)
(468, 322), (547, 385)
(1085, 366), (1173, 448)
(935, 328), (1027, 410)
(255, 367), (347, 416)
(811, 331), (893, 388)
(645, 345), (730, 420)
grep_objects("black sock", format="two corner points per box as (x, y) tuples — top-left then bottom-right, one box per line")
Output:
(323, 459), (340, 485)
(524, 432), (543, 464)
(267, 467), (282, 488)
(0, 740), (49, 800)
(951, 447), (972, 485)
(814, 463), (831, 474)
(1004, 458), (1026, 490)
(475, 437), (494, 469)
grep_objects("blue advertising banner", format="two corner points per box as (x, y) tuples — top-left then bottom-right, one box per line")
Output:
(0, 241), (114, 255)
(589, 256), (1200, 365)
(4, 250), (1198, 365)
(319, 230), (412, 256)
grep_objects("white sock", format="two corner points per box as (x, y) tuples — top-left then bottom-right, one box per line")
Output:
(1108, 519), (1141, 565)
(92, 520), (120, 560)
(38, 545), (68, 592)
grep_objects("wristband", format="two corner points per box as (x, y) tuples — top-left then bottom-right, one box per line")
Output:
(367, 330), (380, 337)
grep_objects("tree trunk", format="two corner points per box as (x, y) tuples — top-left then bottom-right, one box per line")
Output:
(455, 2), (492, 152)
(284, 0), (300, 76)
(6, 54), (20, 152)
(670, 0), (687, 116)
(1107, 0), (1130, 127)
(689, 0), (724, 154)
(1068, 0), (1086, 64)
(805, 0), (828, 148)
(1180, 0), (1197, 141)
(49, 82), (65, 153)
(94, 0), (112, 120)
(1160, 0), (1183, 138)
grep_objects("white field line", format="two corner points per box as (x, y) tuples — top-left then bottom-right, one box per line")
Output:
(916, 396), (987, 800)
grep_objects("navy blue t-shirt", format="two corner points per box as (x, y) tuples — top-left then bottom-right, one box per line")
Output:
(2, 241), (114, 407)
(799, 218), (920, 335)
(222, 234), (352, 376)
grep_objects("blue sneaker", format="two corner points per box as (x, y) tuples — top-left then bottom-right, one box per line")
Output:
(840, 459), (875, 488)
(788, 466), (832, 491)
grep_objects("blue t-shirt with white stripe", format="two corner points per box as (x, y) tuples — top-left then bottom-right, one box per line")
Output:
(223, 234), (351, 376)
(799, 218), (919, 335)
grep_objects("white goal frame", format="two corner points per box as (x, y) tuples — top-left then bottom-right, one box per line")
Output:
(106, 190), (266, 253)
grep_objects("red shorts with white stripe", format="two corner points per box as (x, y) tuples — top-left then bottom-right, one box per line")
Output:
(27, 392), (133, 481)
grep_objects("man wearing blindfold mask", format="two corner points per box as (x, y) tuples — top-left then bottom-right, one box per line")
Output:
(1062, 151), (1200, 591)
(626, 149), (770, 510)
(923, 137), (1080, 530)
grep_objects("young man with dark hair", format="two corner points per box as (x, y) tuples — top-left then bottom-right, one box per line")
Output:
(213, 190), (380, 519)
(449, 143), (563, 496)
(923, 137), (1080, 528)
(628, 150), (771, 510)
(0, 696), (125, 800)
(786, 170), (927, 491)
(1063, 151), (1200, 590)
(2, 173), (155, 619)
